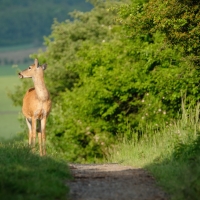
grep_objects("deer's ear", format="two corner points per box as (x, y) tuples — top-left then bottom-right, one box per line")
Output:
(42, 64), (47, 70)
(34, 58), (40, 68)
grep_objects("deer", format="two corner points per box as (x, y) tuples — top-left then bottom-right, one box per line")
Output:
(18, 58), (51, 156)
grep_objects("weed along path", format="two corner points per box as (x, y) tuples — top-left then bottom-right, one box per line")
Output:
(67, 164), (169, 200)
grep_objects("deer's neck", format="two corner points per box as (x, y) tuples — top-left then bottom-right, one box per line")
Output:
(32, 75), (49, 102)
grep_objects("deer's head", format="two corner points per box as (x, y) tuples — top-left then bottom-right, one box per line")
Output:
(18, 59), (47, 79)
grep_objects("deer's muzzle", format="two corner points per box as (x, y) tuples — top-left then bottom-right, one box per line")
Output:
(18, 72), (23, 79)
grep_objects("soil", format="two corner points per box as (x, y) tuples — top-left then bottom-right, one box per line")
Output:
(67, 163), (169, 200)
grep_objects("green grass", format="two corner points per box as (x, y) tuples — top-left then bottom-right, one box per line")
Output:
(0, 141), (71, 200)
(0, 65), (17, 76)
(0, 114), (21, 139)
(0, 74), (22, 139)
(0, 65), (27, 76)
(108, 102), (200, 200)
(0, 75), (20, 110)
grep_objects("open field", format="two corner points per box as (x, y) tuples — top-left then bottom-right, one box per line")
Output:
(0, 64), (27, 76)
(0, 113), (21, 139)
(0, 74), (22, 139)
(0, 44), (45, 65)
(0, 43), (39, 52)
(0, 75), (20, 112)
(0, 44), (43, 139)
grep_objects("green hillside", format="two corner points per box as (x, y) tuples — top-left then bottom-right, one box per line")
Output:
(0, 0), (92, 46)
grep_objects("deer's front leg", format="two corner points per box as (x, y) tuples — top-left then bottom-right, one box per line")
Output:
(26, 118), (32, 146)
(31, 117), (37, 151)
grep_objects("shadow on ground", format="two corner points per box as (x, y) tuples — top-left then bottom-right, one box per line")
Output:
(0, 141), (71, 200)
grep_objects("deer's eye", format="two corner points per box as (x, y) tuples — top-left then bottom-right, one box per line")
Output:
(28, 66), (31, 70)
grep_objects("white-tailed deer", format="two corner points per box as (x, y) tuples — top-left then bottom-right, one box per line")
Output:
(19, 58), (51, 156)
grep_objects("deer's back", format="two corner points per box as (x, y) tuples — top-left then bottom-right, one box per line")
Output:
(22, 88), (51, 119)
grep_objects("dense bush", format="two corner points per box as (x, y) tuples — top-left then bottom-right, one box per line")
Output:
(10, 0), (200, 162)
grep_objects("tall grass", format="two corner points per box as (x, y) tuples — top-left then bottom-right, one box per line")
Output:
(0, 141), (71, 200)
(109, 101), (200, 200)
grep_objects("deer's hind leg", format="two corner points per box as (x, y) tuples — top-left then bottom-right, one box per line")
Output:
(37, 119), (43, 156)
(37, 118), (46, 156)
(41, 117), (47, 156)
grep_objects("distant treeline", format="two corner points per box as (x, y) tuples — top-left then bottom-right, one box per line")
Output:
(0, 0), (92, 46)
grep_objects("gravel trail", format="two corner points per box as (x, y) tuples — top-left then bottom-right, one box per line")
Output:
(67, 163), (169, 200)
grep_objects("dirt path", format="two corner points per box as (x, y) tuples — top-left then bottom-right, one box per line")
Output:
(67, 163), (169, 200)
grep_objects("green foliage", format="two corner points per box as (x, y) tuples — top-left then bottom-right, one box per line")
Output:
(178, 157), (200, 200)
(9, 0), (200, 163)
(0, 141), (71, 200)
(48, 30), (200, 162)
(43, 1), (122, 162)
(119, 0), (200, 65)
(10, 0), (122, 162)
(30, 0), (118, 99)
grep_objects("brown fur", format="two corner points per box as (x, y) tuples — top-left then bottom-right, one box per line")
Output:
(19, 59), (51, 156)
(22, 88), (51, 120)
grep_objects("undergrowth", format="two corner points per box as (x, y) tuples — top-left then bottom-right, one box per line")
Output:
(109, 102), (200, 200)
(0, 141), (71, 200)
